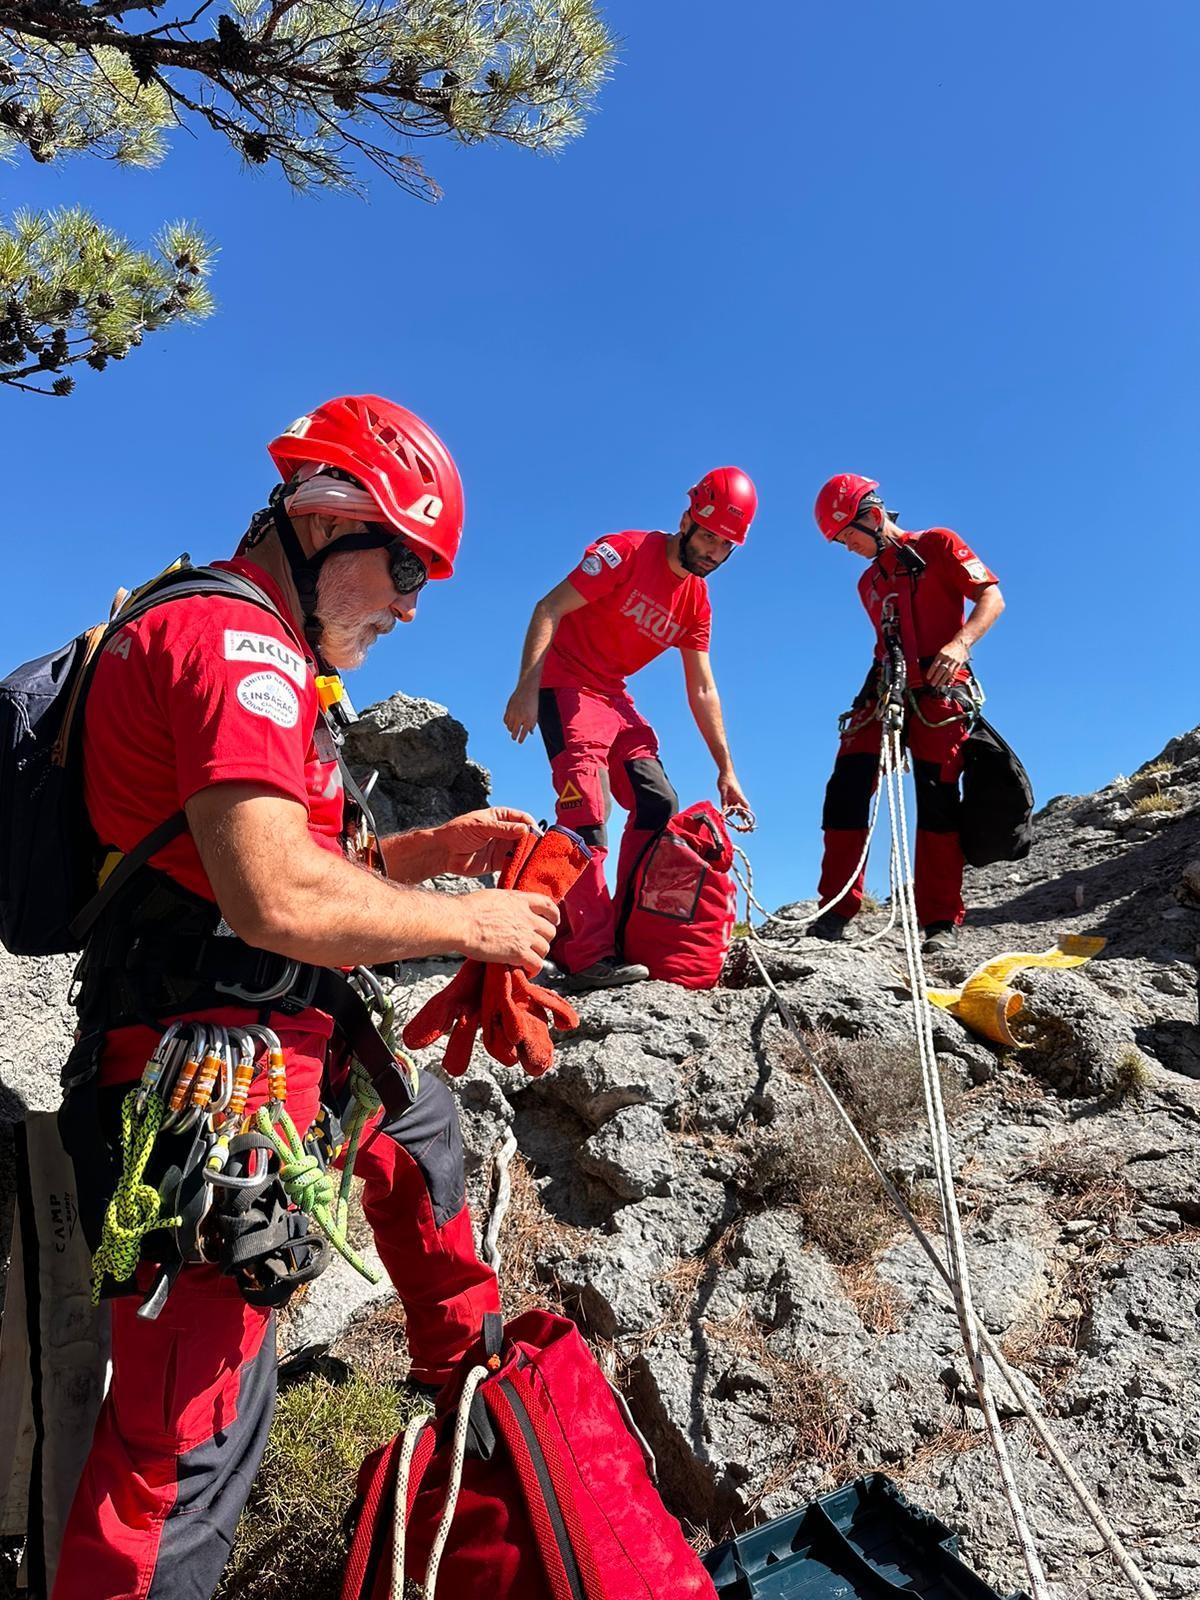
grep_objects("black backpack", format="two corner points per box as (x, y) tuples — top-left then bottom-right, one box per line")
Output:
(0, 560), (285, 957)
(959, 716), (1034, 868)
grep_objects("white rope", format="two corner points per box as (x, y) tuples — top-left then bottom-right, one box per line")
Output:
(483, 1131), (518, 1275)
(391, 1414), (434, 1600)
(743, 938), (1158, 1600)
(388, 1364), (492, 1600)
(424, 1364), (490, 1598)
(728, 735), (898, 951)
(879, 725), (1050, 1599)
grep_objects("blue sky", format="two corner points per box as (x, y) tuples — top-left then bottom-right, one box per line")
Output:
(3, 1), (1196, 911)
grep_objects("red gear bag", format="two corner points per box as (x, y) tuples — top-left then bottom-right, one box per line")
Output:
(341, 1308), (716, 1600)
(616, 801), (737, 990)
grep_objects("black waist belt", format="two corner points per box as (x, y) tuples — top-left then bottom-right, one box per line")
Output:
(94, 933), (416, 1117)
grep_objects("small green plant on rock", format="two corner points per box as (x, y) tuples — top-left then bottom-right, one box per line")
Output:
(218, 1370), (420, 1600)
(1110, 1046), (1153, 1102)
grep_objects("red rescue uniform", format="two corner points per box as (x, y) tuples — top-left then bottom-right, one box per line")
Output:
(53, 558), (499, 1600)
(819, 529), (998, 929)
(540, 532), (710, 971)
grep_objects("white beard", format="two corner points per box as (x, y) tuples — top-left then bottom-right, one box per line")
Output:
(315, 552), (396, 670)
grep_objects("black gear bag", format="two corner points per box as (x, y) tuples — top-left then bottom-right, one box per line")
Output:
(0, 561), (281, 957)
(958, 716), (1034, 868)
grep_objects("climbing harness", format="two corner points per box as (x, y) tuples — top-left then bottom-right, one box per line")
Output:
(730, 605), (984, 954)
(89, 986), (422, 1316)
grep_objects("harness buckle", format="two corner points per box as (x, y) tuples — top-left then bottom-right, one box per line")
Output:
(213, 954), (303, 1006)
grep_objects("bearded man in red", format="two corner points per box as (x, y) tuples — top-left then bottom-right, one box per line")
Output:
(503, 470), (756, 989)
(51, 396), (558, 1600)
(810, 474), (1005, 955)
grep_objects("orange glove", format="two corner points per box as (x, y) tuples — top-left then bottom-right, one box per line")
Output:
(481, 964), (580, 1077)
(401, 826), (591, 1077)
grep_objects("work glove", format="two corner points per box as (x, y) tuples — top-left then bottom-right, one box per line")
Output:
(402, 826), (591, 1077)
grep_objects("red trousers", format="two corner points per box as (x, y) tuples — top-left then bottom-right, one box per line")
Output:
(537, 686), (677, 972)
(818, 691), (972, 928)
(52, 1069), (498, 1600)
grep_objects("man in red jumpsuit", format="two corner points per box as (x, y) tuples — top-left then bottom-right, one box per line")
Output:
(503, 469), (756, 988)
(52, 396), (560, 1600)
(809, 474), (1005, 954)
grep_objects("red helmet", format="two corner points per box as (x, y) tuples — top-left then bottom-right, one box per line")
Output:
(268, 395), (464, 577)
(687, 467), (757, 544)
(814, 474), (879, 541)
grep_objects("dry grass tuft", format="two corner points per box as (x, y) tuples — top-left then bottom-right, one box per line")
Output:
(1023, 1138), (1138, 1226)
(701, 1303), (855, 1508)
(838, 1259), (906, 1334)
(1130, 785), (1182, 817)
(740, 1120), (896, 1264)
(786, 1033), (963, 1138)
(1110, 1046), (1153, 1102)
(736, 1033), (960, 1266)
(1000, 1136), (1144, 1392)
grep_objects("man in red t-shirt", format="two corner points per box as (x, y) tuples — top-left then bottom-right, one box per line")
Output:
(810, 474), (1005, 953)
(53, 396), (561, 1600)
(503, 468), (756, 987)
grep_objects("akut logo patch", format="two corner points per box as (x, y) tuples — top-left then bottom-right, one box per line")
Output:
(620, 588), (684, 646)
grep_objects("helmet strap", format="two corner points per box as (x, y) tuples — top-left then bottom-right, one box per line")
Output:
(269, 493), (396, 655)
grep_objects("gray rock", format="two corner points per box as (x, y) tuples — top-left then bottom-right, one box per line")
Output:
(577, 1104), (677, 1201)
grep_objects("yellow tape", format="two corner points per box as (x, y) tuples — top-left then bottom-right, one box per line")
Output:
(927, 935), (1107, 1047)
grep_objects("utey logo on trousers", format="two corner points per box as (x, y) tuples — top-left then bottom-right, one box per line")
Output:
(224, 631), (307, 688)
(620, 589), (683, 646)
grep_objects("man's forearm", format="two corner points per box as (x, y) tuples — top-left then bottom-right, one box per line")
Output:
(957, 585), (1005, 650)
(515, 603), (557, 689)
(380, 827), (448, 884)
(248, 840), (475, 966)
(689, 689), (735, 773)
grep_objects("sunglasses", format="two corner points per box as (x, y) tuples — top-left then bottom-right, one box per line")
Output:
(383, 534), (430, 597)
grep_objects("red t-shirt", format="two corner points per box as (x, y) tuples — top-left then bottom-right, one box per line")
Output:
(857, 528), (998, 687)
(542, 531), (712, 695)
(82, 556), (344, 1092)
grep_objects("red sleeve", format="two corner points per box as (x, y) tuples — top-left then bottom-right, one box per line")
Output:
(563, 531), (639, 602)
(923, 528), (998, 597)
(137, 596), (317, 807)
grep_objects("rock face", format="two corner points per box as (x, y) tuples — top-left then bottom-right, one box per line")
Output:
(4, 706), (1200, 1600)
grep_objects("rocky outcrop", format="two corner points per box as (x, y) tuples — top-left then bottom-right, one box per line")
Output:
(4, 705), (1199, 1600)
(360, 724), (1200, 1599)
(342, 691), (489, 835)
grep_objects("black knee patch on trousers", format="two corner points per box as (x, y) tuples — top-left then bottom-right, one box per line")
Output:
(822, 752), (878, 830)
(148, 1320), (277, 1597)
(377, 1072), (466, 1228)
(576, 821), (607, 849)
(537, 689), (566, 760)
(626, 757), (677, 830)
(913, 758), (961, 834)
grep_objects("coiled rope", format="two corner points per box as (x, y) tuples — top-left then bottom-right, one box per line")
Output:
(90, 1090), (181, 1304)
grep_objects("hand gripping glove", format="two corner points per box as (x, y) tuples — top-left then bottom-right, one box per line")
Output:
(401, 826), (591, 1077)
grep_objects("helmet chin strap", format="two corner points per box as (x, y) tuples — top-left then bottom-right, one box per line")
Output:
(679, 523), (718, 577)
(269, 494), (396, 657)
